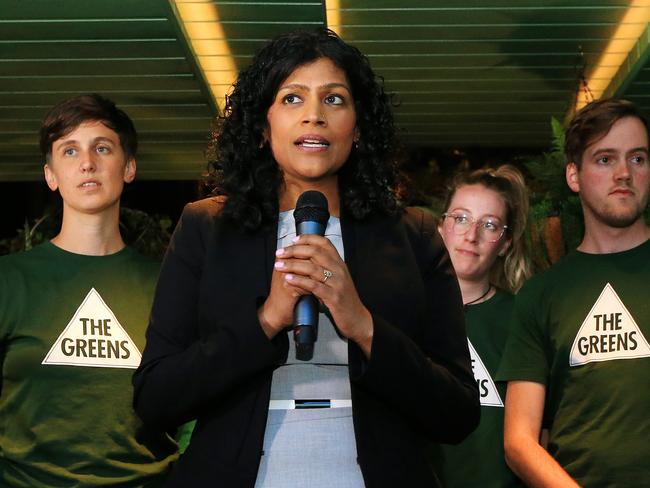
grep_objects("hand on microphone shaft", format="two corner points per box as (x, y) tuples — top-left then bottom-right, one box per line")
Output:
(257, 266), (305, 340)
(258, 188), (373, 358)
(273, 234), (374, 359)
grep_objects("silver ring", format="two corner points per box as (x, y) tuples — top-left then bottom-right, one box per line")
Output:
(322, 269), (333, 283)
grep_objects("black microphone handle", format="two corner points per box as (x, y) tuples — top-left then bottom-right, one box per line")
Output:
(294, 295), (318, 361)
(293, 218), (327, 361)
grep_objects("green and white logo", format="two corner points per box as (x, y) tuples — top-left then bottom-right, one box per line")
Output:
(468, 339), (503, 407)
(570, 283), (650, 367)
(42, 288), (142, 369)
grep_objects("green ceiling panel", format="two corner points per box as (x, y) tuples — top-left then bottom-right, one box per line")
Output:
(367, 53), (601, 69)
(338, 0), (631, 7)
(334, 0), (638, 147)
(0, 74), (200, 92)
(0, 23), (174, 41)
(352, 39), (614, 56)
(1, 0), (168, 19)
(0, 0), (215, 181)
(336, 10), (628, 26)
(0, 59), (194, 77)
(0, 0), (648, 179)
(2, 41), (185, 59)
(342, 24), (619, 40)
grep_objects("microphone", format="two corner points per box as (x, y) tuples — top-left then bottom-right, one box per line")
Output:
(293, 190), (329, 361)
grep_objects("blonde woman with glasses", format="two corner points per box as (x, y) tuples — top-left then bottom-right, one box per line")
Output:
(435, 165), (532, 488)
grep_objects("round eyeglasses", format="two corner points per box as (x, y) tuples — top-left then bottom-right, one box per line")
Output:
(442, 212), (508, 243)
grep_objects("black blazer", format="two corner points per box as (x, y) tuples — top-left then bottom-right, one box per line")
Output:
(133, 198), (479, 487)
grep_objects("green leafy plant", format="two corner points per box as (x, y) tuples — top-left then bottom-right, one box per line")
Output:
(119, 208), (172, 260)
(524, 117), (584, 261)
(524, 118), (572, 207)
(0, 212), (61, 255)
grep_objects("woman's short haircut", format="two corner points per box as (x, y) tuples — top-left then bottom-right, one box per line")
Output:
(39, 94), (137, 161)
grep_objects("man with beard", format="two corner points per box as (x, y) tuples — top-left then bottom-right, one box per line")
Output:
(497, 98), (650, 488)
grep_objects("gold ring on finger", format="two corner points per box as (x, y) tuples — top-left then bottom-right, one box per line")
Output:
(322, 269), (333, 283)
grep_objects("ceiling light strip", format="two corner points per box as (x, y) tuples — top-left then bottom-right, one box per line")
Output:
(576, 1), (650, 110)
(604, 24), (650, 99)
(325, 0), (341, 35)
(170, 0), (237, 112)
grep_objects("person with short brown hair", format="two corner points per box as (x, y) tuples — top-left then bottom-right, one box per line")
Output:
(0, 94), (177, 487)
(564, 98), (647, 169)
(498, 98), (650, 487)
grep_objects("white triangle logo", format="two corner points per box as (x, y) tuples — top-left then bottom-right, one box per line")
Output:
(570, 283), (650, 367)
(42, 288), (142, 369)
(468, 339), (504, 407)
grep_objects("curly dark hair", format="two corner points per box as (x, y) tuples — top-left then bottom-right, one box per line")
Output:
(205, 28), (401, 231)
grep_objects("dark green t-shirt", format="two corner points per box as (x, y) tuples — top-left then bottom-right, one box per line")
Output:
(0, 242), (178, 487)
(434, 289), (522, 488)
(497, 239), (650, 488)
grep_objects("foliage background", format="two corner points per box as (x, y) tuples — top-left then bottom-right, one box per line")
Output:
(0, 208), (172, 260)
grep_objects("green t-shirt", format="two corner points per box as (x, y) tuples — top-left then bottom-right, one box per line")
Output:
(0, 242), (178, 487)
(497, 239), (650, 488)
(434, 289), (522, 488)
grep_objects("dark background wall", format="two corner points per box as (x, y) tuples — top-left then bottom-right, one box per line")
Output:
(1, 180), (201, 241)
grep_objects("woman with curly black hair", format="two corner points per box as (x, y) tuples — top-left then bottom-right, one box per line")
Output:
(133, 28), (479, 488)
